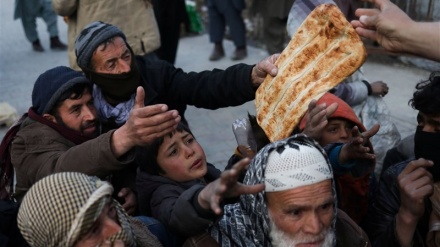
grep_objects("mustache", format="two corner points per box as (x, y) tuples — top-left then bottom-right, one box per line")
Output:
(82, 120), (97, 129)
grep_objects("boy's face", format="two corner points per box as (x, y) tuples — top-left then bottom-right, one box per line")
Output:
(320, 118), (355, 146)
(157, 130), (207, 182)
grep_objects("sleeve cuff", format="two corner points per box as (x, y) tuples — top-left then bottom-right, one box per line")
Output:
(193, 188), (217, 219)
(362, 80), (372, 95)
(328, 144), (356, 172)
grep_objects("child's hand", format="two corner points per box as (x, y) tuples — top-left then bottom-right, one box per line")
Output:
(370, 81), (389, 97)
(339, 124), (380, 164)
(302, 100), (338, 141)
(198, 158), (265, 215)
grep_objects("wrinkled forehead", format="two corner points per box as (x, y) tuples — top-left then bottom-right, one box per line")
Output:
(265, 179), (334, 207)
(95, 36), (127, 52)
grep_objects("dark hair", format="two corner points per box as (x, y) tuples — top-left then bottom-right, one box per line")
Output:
(247, 113), (302, 152)
(49, 83), (93, 116)
(247, 114), (270, 152)
(409, 71), (440, 115)
(136, 122), (194, 175)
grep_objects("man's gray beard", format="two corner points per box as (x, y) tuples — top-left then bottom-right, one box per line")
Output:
(268, 213), (335, 247)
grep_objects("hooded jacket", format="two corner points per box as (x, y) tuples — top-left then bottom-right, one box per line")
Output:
(365, 160), (430, 247)
(300, 93), (375, 224)
(136, 164), (221, 237)
(10, 118), (135, 201)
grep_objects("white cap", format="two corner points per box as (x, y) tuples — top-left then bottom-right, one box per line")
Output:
(265, 144), (332, 192)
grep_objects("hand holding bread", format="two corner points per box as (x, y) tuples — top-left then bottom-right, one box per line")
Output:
(256, 4), (367, 142)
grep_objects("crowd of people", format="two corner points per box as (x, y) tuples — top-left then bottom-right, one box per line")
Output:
(1, 0), (440, 246)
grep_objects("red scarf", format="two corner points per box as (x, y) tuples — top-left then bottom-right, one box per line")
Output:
(28, 107), (93, 145)
(0, 114), (26, 200)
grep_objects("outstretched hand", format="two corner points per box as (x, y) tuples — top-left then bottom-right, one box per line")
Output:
(339, 124), (380, 163)
(370, 81), (389, 97)
(198, 158), (265, 215)
(302, 100), (338, 141)
(351, 0), (414, 54)
(111, 87), (181, 157)
(251, 54), (280, 87)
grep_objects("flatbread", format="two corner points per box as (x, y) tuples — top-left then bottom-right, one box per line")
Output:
(255, 3), (366, 142)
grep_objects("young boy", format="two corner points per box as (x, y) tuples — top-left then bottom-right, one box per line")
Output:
(135, 123), (264, 241)
(299, 93), (379, 225)
(228, 93), (378, 225)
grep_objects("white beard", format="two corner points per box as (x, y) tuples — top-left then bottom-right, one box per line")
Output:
(269, 216), (335, 247)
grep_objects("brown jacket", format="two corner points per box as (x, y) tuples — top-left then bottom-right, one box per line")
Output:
(336, 209), (371, 247)
(10, 119), (135, 201)
(51, 0), (160, 71)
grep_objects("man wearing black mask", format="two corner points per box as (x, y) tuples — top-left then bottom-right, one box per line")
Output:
(74, 21), (279, 132)
(365, 71), (440, 247)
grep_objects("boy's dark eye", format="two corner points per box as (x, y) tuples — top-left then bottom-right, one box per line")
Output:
(328, 127), (338, 133)
(169, 149), (177, 156)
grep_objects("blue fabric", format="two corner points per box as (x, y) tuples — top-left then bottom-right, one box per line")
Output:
(135, 216), (183, 247)
(328, 144), (356, 173)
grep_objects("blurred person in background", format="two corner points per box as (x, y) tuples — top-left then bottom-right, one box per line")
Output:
(51, 0), (160, 71)
(14, 0), (67, 52)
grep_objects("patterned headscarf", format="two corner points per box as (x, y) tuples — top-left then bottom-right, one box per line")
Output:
(210, 134), (337, 247)
(17, 172), (136, 247)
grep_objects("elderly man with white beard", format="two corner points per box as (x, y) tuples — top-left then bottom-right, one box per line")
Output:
(209, 134), (371, 247)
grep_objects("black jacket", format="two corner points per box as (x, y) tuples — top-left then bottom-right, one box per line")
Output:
(365, 160), (430, 247)
(104, 56), (256, 130)
(136, 164), (221, 237)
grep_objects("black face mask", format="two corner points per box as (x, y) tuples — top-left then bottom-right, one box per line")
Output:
(85, 51), (140, 102)
(414, 126), (440, 181)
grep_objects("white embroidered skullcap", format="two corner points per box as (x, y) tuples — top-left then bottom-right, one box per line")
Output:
(265, 143), (332, 192)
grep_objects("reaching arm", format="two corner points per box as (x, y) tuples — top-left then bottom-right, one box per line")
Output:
(111, 87), (181, 157)
(198, 158), (265, 214)
(339, 125), (379, 164)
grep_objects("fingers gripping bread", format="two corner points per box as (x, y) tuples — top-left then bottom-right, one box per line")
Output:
(255, 4), (366, 142)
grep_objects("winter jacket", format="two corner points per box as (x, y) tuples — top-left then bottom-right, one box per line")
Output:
(103, 56), (256, 130)
(51, 0), (160, 71)
(10, 119), (136, 201)
(335, 209), (371, 247)
(136, 164), (221, 237)
(365, 160), (430, 247)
